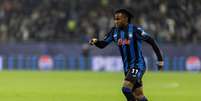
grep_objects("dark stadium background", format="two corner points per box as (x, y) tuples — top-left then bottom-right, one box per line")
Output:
(0, 0), (200, 72)
(0, 1), (201, 101)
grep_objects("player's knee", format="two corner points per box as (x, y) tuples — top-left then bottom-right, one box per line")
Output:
(123, 80), (133, 89)
(122, 87), (132, 94)
(134, 88), (144, 100)
(134, 90), (143, 96)
(134, 92), (147, 101)
(136, 96), (148, 101)
(135, 95), (144, 100)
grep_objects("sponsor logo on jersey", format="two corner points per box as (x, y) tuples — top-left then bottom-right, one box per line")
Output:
(129, 32), (133, 38)
(118, 39), (130, 46)
(113, 34), (117, 38)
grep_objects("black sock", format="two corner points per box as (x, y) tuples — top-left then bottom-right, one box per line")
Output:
(122, 87), (136, 101)
(138, 96), (148, 101)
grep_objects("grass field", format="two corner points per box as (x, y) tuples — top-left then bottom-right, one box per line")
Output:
(0, 71), (200, 101)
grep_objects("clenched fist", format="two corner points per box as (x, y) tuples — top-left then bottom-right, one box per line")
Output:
(89, 38), (98, 45)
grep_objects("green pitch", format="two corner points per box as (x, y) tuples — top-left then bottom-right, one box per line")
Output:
(0, 71), (200, 101)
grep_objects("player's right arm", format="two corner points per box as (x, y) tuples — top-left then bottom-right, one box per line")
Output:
(89, 28), (114, 49)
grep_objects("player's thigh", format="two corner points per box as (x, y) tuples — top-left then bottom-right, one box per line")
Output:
(122, 79), (134, 89)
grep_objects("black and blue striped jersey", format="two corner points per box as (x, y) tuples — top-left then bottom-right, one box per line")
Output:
(94, 24), (163, 73)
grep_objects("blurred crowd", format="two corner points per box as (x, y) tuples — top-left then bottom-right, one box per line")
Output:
(0, 0), (200, 44)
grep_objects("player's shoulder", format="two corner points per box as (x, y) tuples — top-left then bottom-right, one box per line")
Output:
(128, 24), (138, 29)
(129, 24), (144, 33)
(136, 26), (149, 36)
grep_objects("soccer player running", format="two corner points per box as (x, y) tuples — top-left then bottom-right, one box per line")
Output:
(89, 8), (164, 101)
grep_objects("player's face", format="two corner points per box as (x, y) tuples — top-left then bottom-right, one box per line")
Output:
(114, 13), (128, 28)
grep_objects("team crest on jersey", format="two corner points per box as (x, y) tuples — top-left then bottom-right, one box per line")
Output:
(113, 34), (117, 38)
(129, 32), (133, 38)
(118, 39), (130, 46)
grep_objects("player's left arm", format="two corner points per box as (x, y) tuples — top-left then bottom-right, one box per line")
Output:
(137, 28), (164, 70)
(89, 28), (114, 49)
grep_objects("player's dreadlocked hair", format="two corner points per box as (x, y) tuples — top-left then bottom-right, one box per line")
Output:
(114, 8), (134, 23)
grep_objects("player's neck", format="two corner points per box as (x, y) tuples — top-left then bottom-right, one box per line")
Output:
(119, 24), (128, 30)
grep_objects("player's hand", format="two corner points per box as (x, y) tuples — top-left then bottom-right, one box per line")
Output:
(157, 61), (164, 71)
(89, 38), (98, 45)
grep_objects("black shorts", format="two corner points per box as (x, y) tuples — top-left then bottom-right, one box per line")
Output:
(124, 68), (145, 90)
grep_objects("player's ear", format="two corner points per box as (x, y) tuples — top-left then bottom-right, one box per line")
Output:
(126, 17), (129, 23)
(122, 15), (128, 23)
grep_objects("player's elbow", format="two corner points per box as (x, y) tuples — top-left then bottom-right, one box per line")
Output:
(97, 45), (106, 49)
(95, 41), (108, 49)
